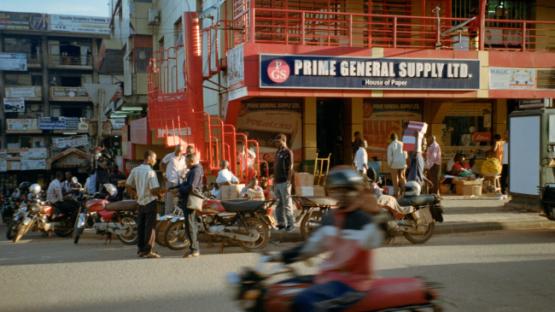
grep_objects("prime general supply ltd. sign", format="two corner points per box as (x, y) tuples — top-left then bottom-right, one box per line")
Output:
(260, 54), (480, 90)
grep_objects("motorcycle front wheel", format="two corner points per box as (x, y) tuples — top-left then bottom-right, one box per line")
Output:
(238, 217), (269, 251)
(73, 208), (85, 244)
(403, 222), (435, 244)
(13, 219), (35, 243)
(117, 216), (138, 245)
(164, 221), (190, 250)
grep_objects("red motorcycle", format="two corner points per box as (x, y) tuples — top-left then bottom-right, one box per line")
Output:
(164, 199), (275, 251)
(73, 184), (138, 245)
(228, 256), (441, 312)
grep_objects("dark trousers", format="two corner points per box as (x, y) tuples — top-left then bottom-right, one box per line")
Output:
(183, 207), (199, 253)
(137, 200), (157, 254)
(292, 281), (363, 312)
(501, 164), (509, 194)
(427, 164), (441, 194)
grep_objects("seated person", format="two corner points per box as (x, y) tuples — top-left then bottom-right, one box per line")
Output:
(216, 160), (239, 186)
(240, 178), (265, 200)
(451, 154), (473, 177)
(367, 175), (410, 217)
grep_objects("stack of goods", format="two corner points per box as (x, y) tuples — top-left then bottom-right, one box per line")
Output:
(402, 121), (428, 152)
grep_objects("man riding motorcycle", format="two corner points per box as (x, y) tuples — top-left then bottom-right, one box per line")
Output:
(264, 166), (383, 312)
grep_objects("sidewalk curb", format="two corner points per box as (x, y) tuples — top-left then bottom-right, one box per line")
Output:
(270, 220), (555, 243)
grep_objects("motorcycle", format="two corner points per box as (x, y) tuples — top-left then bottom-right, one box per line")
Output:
(382, 182), (444, 244)
(164, 198), (274, 251)
(293, 196), (337, 240)
(73, 183), (138, 245)
(227, 256), (441, 312)
(8, 184), (77, 243)
(2, 182), (30, 227)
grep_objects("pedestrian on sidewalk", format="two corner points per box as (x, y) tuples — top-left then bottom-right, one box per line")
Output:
(273, 133), (295, 232)
(353, 140), (369, 176)
(179, 153), (204, 258)
(501, 138), (509, 195)
(387, 133), (407, 197)
(352, 131), (363, 158)
(126, 150), (162, 259)
(426, 136), (442, 195)
(161, 145), (187, 214)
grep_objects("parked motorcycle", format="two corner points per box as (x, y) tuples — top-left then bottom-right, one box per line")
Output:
(2, 182), (30, 226)
(73, 183), (138, 245)
(382, 181), (444, 244)
(227, 256), (441, 312)
(293, 196), (337, 240)
(8, 184), (78, 243)
(164, 199), (274, 251)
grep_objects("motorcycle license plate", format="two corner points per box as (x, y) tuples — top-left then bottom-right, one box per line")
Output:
(77, 213), (86, 228)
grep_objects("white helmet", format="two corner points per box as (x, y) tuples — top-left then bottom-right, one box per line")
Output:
(404, 181), (422, 197)
(103, 183), (118, 197)
(29, 183), (42, 195)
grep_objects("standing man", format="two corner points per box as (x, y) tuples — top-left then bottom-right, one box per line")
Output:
(62, 171), (73, 195)
(273, 134), (295, 232)
(179, 153), (204, 258)
(387, 133), (407, 197)
(161, 145), (187, 215)
(352, 131), (363, 158)
(353, 140), (369, 176)
(426, 135), (442, 195)
(126, 150), (161, 259)
(47, 171), (64, 210)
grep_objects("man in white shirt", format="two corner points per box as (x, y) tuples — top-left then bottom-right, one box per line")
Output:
(47, 171), (64, 204)
(126, 150), (162, 259)
(161, 145), (187, 214)
(387, 133), (407, 197)
(216, 160), (239, 185)
(353, 140), (369, 176)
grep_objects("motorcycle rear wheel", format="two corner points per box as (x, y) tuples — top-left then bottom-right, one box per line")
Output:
(238, 217), (269, 251)
(117, 216), (138, 245)
(164, 221), (190, 250)
(403, 222), (435, 244)
(300, 209), (323, 240)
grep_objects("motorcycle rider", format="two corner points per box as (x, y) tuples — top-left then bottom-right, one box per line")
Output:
(265, 166), (384, 311)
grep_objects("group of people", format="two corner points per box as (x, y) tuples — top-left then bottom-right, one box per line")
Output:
(124, 133), (297, 259)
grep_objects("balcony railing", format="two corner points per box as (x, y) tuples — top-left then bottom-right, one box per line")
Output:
(48, 54), (92, 67)
(245, 8), (555, 52)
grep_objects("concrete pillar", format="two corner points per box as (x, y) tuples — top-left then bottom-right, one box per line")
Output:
(0, 33), (5, 149)
(303, 98), (317, 161)
(41, 35), (49, 115)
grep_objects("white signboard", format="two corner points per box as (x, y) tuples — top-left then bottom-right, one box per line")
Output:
(6, 86), (40, 99)
(49, 15), (110, 35)
(490, 68), (537, 90)
(52, 135), (89, 149)
(227, 44), (244, 86)
(6, 119), (39, 132)
(0, 53), (27, 71)
(21, 159), (47, 171)
(3, 97), (25, 113)
(20, 148), (48, 160)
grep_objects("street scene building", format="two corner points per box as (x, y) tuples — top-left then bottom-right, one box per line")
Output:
(0, 12), (113, 193)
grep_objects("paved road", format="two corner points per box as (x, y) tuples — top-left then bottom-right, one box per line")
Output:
(1, 228), (555, 312)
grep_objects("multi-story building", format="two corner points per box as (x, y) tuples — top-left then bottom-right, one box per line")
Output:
(0, 11), (110, 192)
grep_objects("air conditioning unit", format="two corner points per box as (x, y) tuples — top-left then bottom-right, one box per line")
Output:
(148, 8), (160, 25)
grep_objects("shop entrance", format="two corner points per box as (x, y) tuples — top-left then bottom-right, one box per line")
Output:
(317, 98), (348, 166)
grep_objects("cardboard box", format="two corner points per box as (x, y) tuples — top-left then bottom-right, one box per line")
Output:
(455, 179), (483, 196)
(295, 185), (326, 197)
(220, 184), (245, 200)
(294, 172), (315, 195)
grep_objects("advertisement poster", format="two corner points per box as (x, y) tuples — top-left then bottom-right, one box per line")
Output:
(236, 101), (303, 163)
(3, 97), (25, 113)
(49, 15), (110, 35)
(363, 102), (422, 159)
(489, 68), (537, 90)
(52, 135), (89, 149)
(0, 53), (27, 71)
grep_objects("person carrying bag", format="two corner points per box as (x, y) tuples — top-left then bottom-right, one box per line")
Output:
(178, 153), (204, 258)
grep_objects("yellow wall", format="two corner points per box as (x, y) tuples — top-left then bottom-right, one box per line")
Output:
(303, 98), (317, 160)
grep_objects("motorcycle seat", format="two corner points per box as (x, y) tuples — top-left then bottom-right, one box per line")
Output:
(294, 196), (337, 208)
(221, 200), (268, 213)
(398, 195), (438, 207)
(105, 200), (138, 212)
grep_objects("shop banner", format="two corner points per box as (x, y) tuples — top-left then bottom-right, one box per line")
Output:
(0, 53), (27, 71)
(21, 159), (47, 171)
(489, 68), (536, 90)
(20, 148), (48, 160)
(0, 12), (48, 31)
(52, 135), (89, 149)
(260, 55), (480, 90)
(49, 15), (110, 35)
(5, 86), (41, 99)
(39, 117), (82, 130)
(3, 97), (25, 113)
(6, 119), (39, 132)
